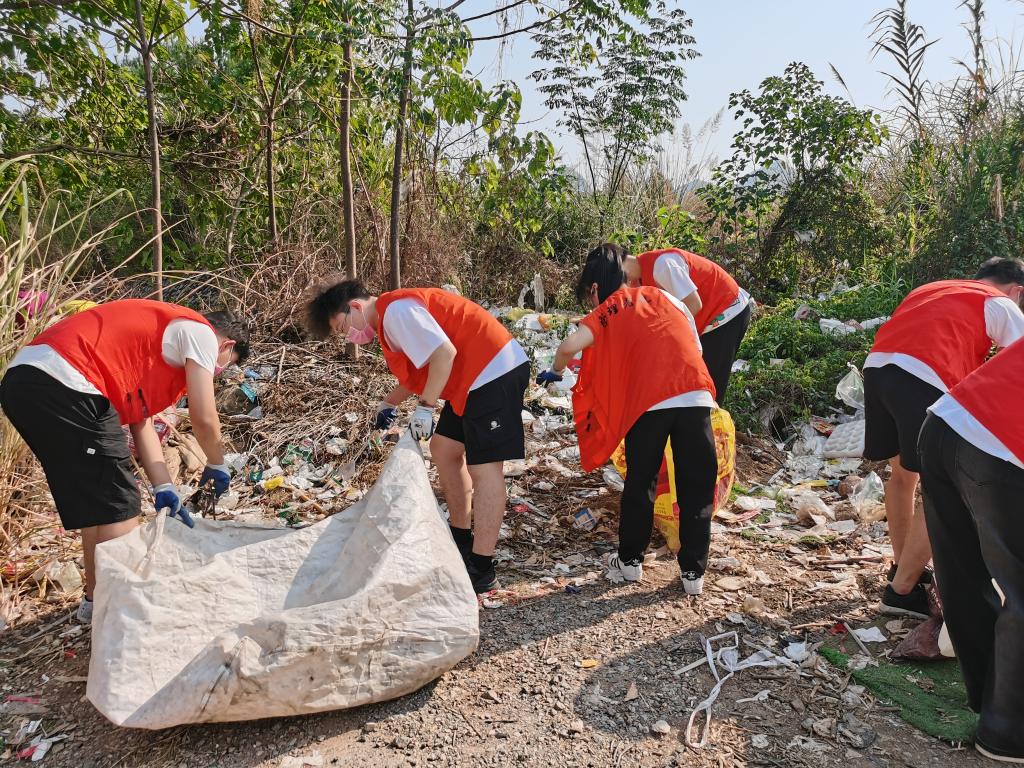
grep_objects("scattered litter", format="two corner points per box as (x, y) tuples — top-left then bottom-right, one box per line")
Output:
(751, 734), (770, 749)
(733, 496), (776, 513)
(685, 632), (791, 749)
(602, 467), (624, 492)
(850, 471), (885, 519)
(736, 689), (770, 704)
(651, 720), (671, 736)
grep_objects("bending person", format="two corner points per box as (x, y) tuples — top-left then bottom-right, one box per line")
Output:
(864, 257), (1024, 618)
(619, 245), (751, 400)
(305, 280), (529, 594)
(537, 244), (718, 595)
(918, 336), (1024, 764)
(0, 300), (250, 622)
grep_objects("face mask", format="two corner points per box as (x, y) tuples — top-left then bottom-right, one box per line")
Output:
(346, 306), (376, 346)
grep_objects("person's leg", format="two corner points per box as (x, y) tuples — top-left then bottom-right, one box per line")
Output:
(890, 493), (931, 592)
(697, 304), (751, 404)
(919, 414), (997, 713)
(82, 518), (140, 600)
(884, 457), (919, 563)
(951, 438), (1024, 755)
(669, 407), (717, 577)
(466, 462), (505, 557)
(620, 410), (672, 564)
(431, 403), (475, 557)
(431, 433), (472, 525)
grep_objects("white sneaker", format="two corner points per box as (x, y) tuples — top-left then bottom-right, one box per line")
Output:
(606, 554), (643, 583)
(681, 571), (704, 596)
(76, 597), (93, 623)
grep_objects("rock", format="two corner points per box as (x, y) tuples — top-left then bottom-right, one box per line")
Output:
(811, 717), (835, 738)
(839, 714), (877, 749)
(741, 594), (765, 616)
(751, 734), (769, 749)
(485, 689), (502, 703)
(568, 720), (585, 735)
(363, 721), (379, 732)
(716, 576), (746, 591)
(651, 720), (671, 736)
(392, 736), (411, 750)
(837, 474), (863, 498)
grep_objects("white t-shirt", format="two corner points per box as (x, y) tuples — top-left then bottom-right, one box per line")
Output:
(864, 296), (1024, 392)
(7, 319), (219, 396)
(929, 394), (1024, 469)
(647, 290), (717, 412)
(381, 298), (528, 390)
(651, 250), (751, 334)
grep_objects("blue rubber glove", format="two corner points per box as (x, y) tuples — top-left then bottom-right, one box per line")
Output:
(410, 405), (435, 441)
(199, 463), (231, 497)
(374, 402), (398, 430)
(154, 483), (192, 528)
(536, 369), (564, 386)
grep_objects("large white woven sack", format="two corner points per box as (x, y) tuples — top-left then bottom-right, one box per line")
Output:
(87, 434), (479, 729)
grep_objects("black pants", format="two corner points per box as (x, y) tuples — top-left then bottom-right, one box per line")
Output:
(700, 302), (751, 403)
(620, 407), (717, 575)
(918, 413), (1024, 755)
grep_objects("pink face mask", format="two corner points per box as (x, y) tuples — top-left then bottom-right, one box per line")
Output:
(346, 306), (376, 346)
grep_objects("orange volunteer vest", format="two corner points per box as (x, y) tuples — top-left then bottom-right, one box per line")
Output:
(870, 280), (1004, 390)
(572, 286), (715, 471)
(376, 288), (512, 416)
(946, 337), (1024, 465)
(636, 248), (740, 333)
(28, 299), (212, 424)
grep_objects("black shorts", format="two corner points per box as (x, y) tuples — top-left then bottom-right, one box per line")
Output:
(0, 365), (141, 530)
(863, 364), (944, 472)
(435, 362), (529, 465)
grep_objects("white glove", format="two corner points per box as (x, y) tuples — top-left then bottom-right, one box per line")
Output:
(410, 404), (436, 440)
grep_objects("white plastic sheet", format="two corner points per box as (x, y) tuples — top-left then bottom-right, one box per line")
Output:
(87, 434), (479, 729)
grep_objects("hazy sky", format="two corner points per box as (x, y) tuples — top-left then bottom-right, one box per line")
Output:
(464, 0), (1024, 169)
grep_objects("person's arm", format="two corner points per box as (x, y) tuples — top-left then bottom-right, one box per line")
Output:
(553, 325), (595, 372)
(419, 340), (457, 406)
(129, 418), (172, 487)
(985, 296), (1024, 349)
(185, 359), (224, 466)
(383, 384), (414, 406)
(654, 252), (702, 316)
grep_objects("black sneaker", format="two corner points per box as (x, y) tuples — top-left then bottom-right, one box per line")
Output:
(976, 739), (1024, 764)
(886, 563), (934, 585)
(466, 560), (500, 594)
(880, 584), (930, 619)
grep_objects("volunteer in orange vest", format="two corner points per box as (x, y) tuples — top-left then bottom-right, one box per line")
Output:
(863, 257), (1024, 620)
(304, 279), (530, 594)
(536, 244), (718, 595)
(917, 337), (1024, 764)
(0, 300), (251, 623)
(620, 246), (751, 400)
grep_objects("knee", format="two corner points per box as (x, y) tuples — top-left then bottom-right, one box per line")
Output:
(430, 434), (464, 468)
(467, 461), (503, 488)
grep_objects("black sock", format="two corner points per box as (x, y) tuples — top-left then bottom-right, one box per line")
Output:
(449, 525), (473, 555)
(469, 552), (493, 573)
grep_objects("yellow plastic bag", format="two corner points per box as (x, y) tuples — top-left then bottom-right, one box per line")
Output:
(610, 408), (736, 553)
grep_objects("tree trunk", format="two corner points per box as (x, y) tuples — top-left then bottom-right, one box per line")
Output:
(265, 110), (278, 245)
(340, 40), (356, 275)
(388, 0), (414, 291)
(134, 0), (163, 300)
(339, 38), (357, 359)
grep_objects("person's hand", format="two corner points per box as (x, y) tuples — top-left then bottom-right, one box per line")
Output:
(536, 369), (564, 386)
(374, 401), (398, 430)
(154, 483), (192, 528)
(199, 463), (231, 497)
(410, 404), (435, 441)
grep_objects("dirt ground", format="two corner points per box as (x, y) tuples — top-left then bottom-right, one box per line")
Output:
(0, 443), (989, 768)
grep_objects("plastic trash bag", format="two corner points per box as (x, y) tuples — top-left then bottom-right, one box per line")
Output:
(836, 364), (865, 411)
(850, 471), (884, 519)
(610, 408), (736, 552)
(87, 434), (479, 729)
